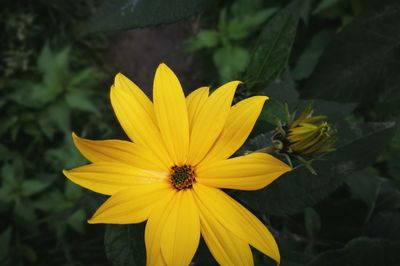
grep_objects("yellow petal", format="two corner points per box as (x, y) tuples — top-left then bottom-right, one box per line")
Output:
(63, 162), (168, 195)
(193, 183), (280, 264)
(201, 96), (267, 165)
(160, 190), (200, 266)
(188, 81), (240, 165)
(110, 74), (173, 168)
(153, 63), (189, 165)
(186, 86), (209, 130)
(197, 152), (291, 190)
(72, 133), (166, 171)
(145, 191), (177, 266)
(196, 195), (253, 266)
(114, 73), (156, 123)
(88, 182), (173, 224)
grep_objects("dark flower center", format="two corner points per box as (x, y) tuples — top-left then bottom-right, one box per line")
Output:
(170, 165), (196, 190)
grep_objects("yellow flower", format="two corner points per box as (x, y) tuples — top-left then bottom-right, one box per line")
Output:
(63, 63), (291, 266)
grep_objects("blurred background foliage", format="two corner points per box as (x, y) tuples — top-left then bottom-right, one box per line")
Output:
(1, 0), (400, 265)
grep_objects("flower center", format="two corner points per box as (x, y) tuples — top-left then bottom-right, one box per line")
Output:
(169, 165), (196, 190)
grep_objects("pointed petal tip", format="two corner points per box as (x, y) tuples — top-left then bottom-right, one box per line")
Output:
(87, 218), (96, 224)
(158, 62), (169, 68)
(229, 80), (242, 87)
(156, 63), (178, 79)
(71, 132), (81, 143)
(251, 95), (268, 104)
(157, 62), (170, 72)
(114, 72), (126, 83)
(62, 169), (74, 182)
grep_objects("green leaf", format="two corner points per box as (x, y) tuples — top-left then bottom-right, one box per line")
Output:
(213, 46), (249, 82)
(240, 120), (396, 216)
(292, 30), (334, 80)
(40, 102), (71, 137)
(66, 209), (86, 233)
(304, 3), (400, 106)
(244, 0), (302, 90)
(14, 200), (38, 223)
(364, 211), (400, 240)
(346, 172), (383, 222)
(65, 90), (100, 115)
(312, 0), (340, 14)
(374, 178), (400, 212)
(0, 226), (12, 261)
(105, 224), (146, 266)
(84, 0), (212, 34)
(386, 118), (400, 182)
(260, 70), (298, 124)
(185, 30), (219, 52)
(308, 238), (400, 266)
(226, 9), (277, 40)
(20, 180), (50, 197)
(65, 180), (83, 200)
(304, 207), (321, 238)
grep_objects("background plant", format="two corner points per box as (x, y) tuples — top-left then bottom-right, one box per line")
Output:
(1, 0), (400, 265)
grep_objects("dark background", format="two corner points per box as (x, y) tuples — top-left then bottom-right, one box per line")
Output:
(1, 0), (400, 265)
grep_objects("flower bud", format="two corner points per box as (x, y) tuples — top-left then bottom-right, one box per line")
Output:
(272, 105), (336, 157)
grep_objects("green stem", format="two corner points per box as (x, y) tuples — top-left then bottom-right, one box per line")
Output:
(253, 145), (275, 153)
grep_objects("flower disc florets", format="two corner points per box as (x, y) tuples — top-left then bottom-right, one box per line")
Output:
(170, 165), (196, 190)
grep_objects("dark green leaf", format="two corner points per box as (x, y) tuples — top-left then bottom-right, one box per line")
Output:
(66, 209), (86, 233)
(65, 180), (83, 200)
(346, 172), (382, 221)
(14, 200), (38, 223)
(244, 0), (302, 90)
(0, 226), (12, 261)
(304, 3), (400, 105)
(374, 178), (400, 212)
(84, 0), (212, 34)
(292, 30), (334, 80)
(105, 224), (146, 266)
(304, 208), (321, 237)
(313, 0), (340, 14)
(308, 238), (400, 266)
(259, 70), (298, 125)
(364, 211), (400, 240)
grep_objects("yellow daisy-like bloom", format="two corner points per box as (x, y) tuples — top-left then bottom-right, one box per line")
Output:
(63, 63), (291, 266)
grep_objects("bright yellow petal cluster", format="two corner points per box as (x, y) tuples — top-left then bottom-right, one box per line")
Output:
(63, 63), (291, 266)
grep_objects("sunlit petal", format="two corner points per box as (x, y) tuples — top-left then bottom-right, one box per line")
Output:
(160, 190), (200, 266)
(153, 63), (189, 165)
(188, 81), (240, 165)
(201, 96), (267, 164)
(72, 132), (166, 171)
(145, 191), (177, 266)
(88, 183), (173, 224)
(196, 195), (253, 266)
(186, 86), (209, 130)
(197, 152), (291, 190)
(193, 183), (280, 264)
(110, 74), (173, 167)
(63, 162), (168, 195)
